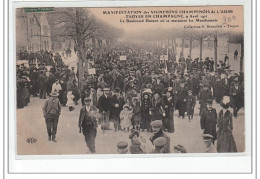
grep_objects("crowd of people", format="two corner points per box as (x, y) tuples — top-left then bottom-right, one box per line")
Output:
(19, 49), (63, 66)
(16, 50), (78, 109)
(17, 45), (244, 154)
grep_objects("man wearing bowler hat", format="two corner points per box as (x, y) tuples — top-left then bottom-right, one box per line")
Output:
(200, 99), (217, 143)
(149, 120), (171, 153)
(42, 91), (61, 142)
(110, 87), (125, 131)
(78, 97), (99, 154)
(198, 83), (213, 115)
(97, 87), (111, 130)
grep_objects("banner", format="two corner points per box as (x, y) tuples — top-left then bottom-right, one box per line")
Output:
(160, 55), (168, 61)
(88, 68), (96, 75)
(120, 56), (127, 61)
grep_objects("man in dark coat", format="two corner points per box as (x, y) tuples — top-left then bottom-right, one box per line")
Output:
(152, 77), (164, 96)
(213, 76), (223, 103)
(229, 80), (243, 118)
(221, 73), (230, 96)
(29, 69), (38, 97)
(38, 71), (48, 99)
(176, 82), (187, 118)
(78, 97), (99, 154)
(109, 87), (125, 131)
(114, 72), (124, 92)
(149, 120), (171, 153)
(142, 71), (152, 89)
(200, 99), (217, 143)
(97, 87), (111, 130)
(198, 84), (213, 115)
(47, 71), (55, 96)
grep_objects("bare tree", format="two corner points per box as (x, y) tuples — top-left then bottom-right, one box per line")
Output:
(48, 8), (122, 88)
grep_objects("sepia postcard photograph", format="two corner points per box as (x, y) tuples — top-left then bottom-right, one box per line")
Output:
(15, 5), (246, 156)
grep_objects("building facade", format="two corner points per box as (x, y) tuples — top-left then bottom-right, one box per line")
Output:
(16, 9), (52, 59)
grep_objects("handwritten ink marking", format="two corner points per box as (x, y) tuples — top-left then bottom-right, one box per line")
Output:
(26, 137), (37, 144)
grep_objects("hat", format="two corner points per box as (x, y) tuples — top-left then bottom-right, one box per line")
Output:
(142, 89), (152, 94)
(150, 120), (163, 127)
(167, 87), (173, 92)
(103, 87), (110, 91)
(222, 96), (230, 104)
(117, 141), (128, 149)
(206, 99), (213, 104)
(202, 134), (213, 141)
(51, 91), (59, 97)
(123, 104), (131, 110)
(153, 137), (166, 147)
(129, 130), (140, 139)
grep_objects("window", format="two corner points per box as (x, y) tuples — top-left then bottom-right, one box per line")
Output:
(30, 18), (35, 24)
(31, 29), (33, 38)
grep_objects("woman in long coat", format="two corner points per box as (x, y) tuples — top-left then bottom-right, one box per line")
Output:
(140, 92), (152, 132)
(132, 97), (142, 130)
(149, 93), (165, 122)
(162, 88), (175, 133)
(217, 96), (237, 152)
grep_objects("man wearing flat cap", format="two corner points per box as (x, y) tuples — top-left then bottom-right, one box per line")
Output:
(149, 120), (171, 153)
(78, 97), (100, 154)
(200, 99), (217, 143)
(42, 91), (61, 142)
(117, 141), (129, 154)
(151, 137), (167, 153)
(202, 134), (216, 153)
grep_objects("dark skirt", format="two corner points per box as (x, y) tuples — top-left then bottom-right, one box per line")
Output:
(141, 113), (151, 130)
(217, 129), (237, 152)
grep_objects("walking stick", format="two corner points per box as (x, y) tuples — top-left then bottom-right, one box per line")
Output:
(102, 111), (105, 134)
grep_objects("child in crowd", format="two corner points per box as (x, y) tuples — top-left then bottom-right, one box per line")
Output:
(186, 90), (196, 122)
(120, 104), (133, 132)
(129, 130), (144, 154)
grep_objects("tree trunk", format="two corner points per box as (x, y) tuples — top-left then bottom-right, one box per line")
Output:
(240, 39), (244, 72)
(199, 37), (203, 60)
(181, 37), (184, 57)
(227, 40), (230, 53)
(214, 35), (218, 70)
(174, 38), (176, 50)
(189, 39), (192, 57)
(75, 9), (88, 90)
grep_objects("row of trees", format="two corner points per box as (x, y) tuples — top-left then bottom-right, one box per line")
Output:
(128, 28), (244, 72)
(47, 8), (123, 88)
